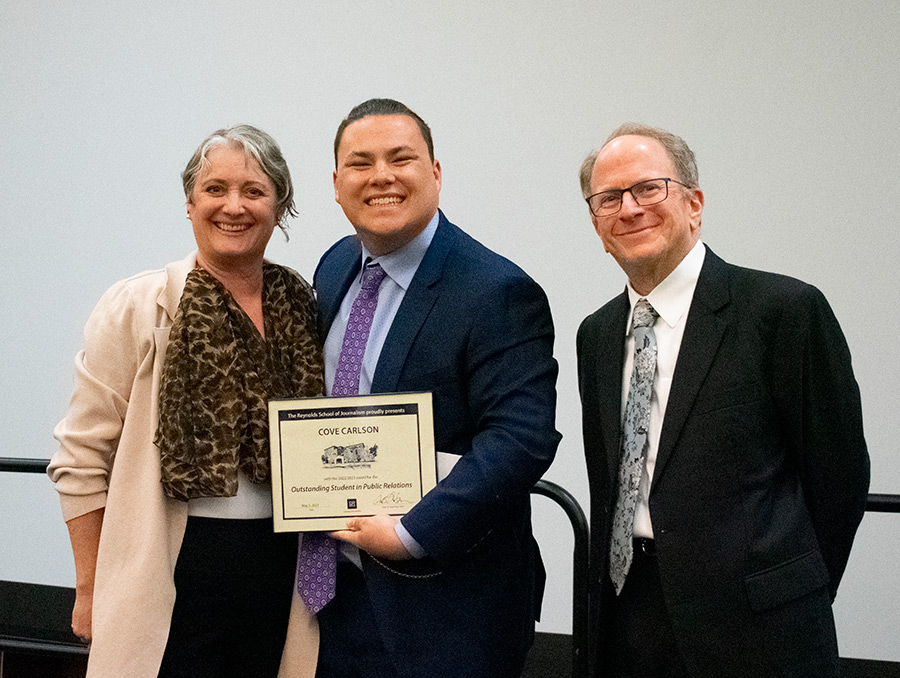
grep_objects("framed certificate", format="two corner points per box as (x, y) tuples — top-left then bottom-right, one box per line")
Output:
(268, 392), (437, 532)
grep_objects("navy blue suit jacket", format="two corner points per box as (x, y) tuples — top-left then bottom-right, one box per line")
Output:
(315, 212), (561, 678)
(577, 247), (869, 678)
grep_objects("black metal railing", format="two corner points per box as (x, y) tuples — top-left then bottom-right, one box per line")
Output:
(532, 479), (589, 678)
(0, 458), (49, 474)
(865, 494), (900, 513)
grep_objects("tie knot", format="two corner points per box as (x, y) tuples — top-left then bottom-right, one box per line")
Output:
(632, 299), (658, 330)
(360, 263), (387, 292)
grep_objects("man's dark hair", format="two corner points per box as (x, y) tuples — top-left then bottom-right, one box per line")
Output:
(334, 98), (434, 166)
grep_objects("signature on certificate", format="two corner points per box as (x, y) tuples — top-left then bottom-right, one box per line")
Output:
(373, 492), (413, 507)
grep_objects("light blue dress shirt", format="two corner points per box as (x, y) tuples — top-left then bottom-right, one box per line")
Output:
(324, 212), (439, 560)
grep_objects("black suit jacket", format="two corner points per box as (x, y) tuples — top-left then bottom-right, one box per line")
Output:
(315, 213), (561, 678)
(577, 247), (869, 677)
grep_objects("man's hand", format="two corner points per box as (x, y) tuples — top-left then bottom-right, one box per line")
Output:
(330, 514), (413, 560)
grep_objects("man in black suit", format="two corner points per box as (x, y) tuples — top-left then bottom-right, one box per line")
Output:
(312, 98), (560, 677)
(576, 123), (869, 677)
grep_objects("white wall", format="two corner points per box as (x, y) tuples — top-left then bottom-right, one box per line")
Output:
(1, 0), (898, 661)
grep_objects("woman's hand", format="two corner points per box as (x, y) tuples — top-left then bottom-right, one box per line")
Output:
(71, 588), (93, 643)
(65, 507), (104, 643)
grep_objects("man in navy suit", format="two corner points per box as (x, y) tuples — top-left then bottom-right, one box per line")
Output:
(576, 123), (869, 677)
(313, 98), (561, 678)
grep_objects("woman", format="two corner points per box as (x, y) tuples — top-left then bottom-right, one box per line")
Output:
(48, 125), (322, 677)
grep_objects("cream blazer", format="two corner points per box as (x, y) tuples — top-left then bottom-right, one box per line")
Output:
(49, 253), (317, 677)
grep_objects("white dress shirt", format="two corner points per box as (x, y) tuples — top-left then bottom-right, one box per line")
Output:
(623, 240), (705, 539)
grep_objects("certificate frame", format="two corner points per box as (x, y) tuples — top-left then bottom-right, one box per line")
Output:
(268, 392), (437, 532)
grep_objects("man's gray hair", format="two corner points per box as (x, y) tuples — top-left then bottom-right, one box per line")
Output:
(579, 123), (699, 198)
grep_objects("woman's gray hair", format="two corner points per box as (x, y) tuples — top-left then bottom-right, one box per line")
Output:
(579, 123), (699, 198)
(182, 125), (298, 238)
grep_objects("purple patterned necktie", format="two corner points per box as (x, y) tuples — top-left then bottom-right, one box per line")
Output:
(609, 299), (659, 595)
(331, 263), (388, 397)
(296, 262), (387, 613)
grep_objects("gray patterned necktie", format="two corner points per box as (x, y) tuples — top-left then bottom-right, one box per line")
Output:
(609, 298), (659, 595)
(296, 262), (387, 613)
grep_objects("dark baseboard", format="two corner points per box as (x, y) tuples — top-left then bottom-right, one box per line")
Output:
(2, 583), (898, 678)
(523, 631), (900, 678)
(0, 581), (88, 678)
(0, 580), (83, 648)
(0, 652), (88, 678)
(843, 658), (900, 678)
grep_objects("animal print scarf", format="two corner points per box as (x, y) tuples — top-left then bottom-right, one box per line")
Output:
(156, 264), (324, 501)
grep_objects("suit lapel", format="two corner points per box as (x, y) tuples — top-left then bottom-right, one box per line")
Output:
(592, 292), (630, 480)
(317, 238), (363, 338)
(370, 214), (454, 393)
(652, 248), (731, 486)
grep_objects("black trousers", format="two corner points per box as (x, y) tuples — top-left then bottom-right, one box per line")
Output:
(606, 541), (689, 678)
(315, 561), (399, 678)
(157, 517), (297, 678)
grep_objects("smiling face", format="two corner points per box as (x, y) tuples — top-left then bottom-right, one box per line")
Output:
(333, 114), (441, 256)
(589, 135), (704, 294)
(187, 143), (277, 272)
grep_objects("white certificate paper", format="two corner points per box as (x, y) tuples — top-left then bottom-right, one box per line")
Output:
(268, 392), (437, 532)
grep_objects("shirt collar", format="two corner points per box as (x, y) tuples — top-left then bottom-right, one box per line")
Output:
(625, 240), (706, 334)
(359, 211), (439, 291)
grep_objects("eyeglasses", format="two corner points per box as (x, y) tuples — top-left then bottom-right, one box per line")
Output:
(585, 177), (690, 217)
